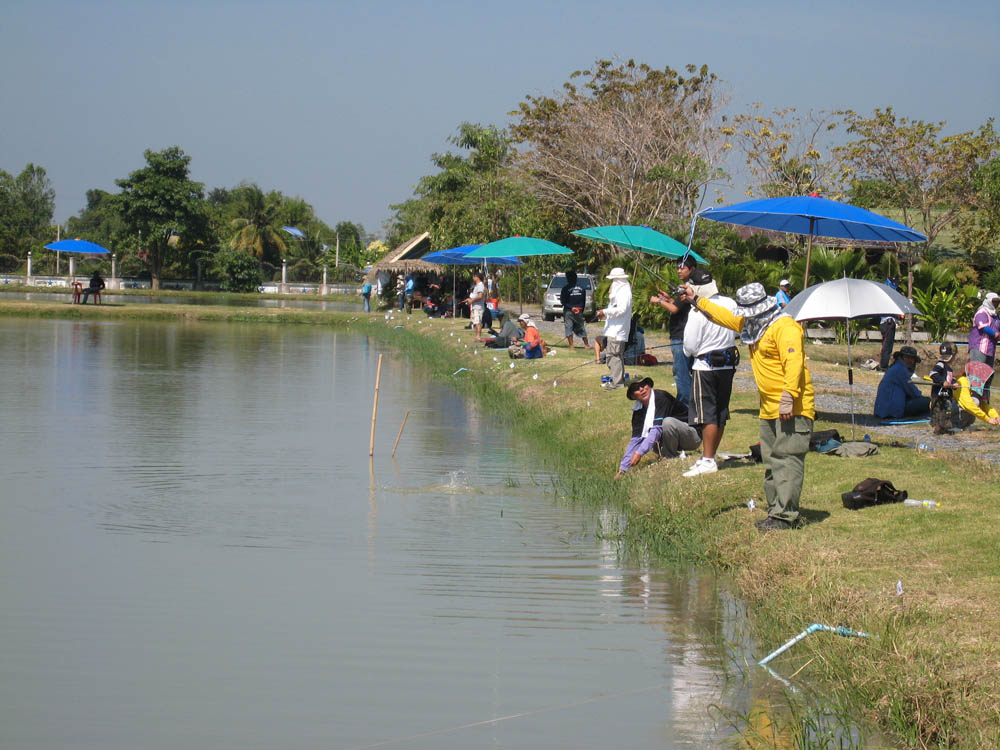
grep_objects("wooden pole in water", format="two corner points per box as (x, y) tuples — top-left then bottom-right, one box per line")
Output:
(368, 353), (383, 457)
(391, 409), (410, 457)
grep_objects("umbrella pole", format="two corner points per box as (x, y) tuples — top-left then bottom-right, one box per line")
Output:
(452, 269), (456, 319)
(518, 266), (523, 314)
(847, 320), (856, 440)
(803, 225), (814, 289)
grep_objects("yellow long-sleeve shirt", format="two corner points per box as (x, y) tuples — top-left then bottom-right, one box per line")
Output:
(695, 297), (815, 420)
(955, 376), (1000, 423)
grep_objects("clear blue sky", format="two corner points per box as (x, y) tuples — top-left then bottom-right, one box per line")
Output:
(2, 0), (997, 238)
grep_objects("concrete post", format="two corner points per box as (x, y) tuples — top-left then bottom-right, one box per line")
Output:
(111, 253), (118, 290)
(321, 264), (329, 296)
(26, 251), (32, 285)
(69, 255), (76, 283)
(280, 258), (288, 294)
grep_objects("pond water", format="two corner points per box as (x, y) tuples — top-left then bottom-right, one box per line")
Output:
(0, 318), (758, 749)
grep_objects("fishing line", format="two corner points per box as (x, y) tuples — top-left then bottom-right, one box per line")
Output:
(344, 682), (672, 749)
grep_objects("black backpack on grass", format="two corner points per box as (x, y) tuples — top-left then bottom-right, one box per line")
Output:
(841, 478), (907, 510)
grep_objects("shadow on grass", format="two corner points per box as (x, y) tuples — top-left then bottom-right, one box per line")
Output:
(798, 508), (831, 526)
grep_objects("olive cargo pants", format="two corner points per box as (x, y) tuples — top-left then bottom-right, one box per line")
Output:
(759, 415), (813, 523)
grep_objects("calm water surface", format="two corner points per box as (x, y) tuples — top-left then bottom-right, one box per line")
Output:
(0, 318), (752, 749)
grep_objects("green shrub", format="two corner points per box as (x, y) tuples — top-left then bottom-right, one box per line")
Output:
(218, 250), (261, 293)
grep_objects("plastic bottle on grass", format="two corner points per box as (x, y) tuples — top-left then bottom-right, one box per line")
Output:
(903, 498), (941, 510)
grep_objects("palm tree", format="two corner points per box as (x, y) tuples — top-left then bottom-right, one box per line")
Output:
(229, 184), (287, 264)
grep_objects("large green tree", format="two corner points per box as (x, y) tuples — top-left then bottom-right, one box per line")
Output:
(388, 122), (556, 251)
(837, 108), (998, 340)
(226, 182), (288, 276)
(0, 163), (55, 260)
(115, 147), (209, 289)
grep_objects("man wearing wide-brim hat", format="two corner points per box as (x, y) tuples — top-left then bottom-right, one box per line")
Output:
(681, 281), (814, 532)
(873, 345), (930, 420)
(596, 267), (633, 390)
(614, 376), (700, 478)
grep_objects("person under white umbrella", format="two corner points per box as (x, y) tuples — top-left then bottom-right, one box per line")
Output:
(782, 277), (921, 438)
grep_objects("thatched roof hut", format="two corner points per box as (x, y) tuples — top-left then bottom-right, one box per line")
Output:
(365, 232), (445, 281)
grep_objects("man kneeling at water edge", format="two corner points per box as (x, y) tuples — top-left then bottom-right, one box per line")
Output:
(615, 377), (700, 479)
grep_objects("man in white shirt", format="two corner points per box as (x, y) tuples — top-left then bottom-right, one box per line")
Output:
(595, 267), (633, 390)
(681, 269), (739, 477)
(463, 272), (486, 341)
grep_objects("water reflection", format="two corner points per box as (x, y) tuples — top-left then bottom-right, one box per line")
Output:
(1, 317), (763, 749)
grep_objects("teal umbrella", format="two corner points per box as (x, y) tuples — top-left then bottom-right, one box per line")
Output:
(465, 237), (571, 313)
(572, 225), (707, 264)
(464, 236), (572, 258)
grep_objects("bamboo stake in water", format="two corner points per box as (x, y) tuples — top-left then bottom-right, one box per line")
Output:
(368, 354), (383, 457)
(391, 409), (410, 457)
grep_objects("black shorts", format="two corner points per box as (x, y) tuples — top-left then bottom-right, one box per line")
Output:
(688, 369), (735, 427)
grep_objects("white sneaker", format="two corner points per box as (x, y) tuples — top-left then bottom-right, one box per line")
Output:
(683, 457), (718, 478)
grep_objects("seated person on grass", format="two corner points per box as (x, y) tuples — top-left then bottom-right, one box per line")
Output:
(873, 346), (930, 420)
(483, 311), (523, 348)
(615, 377), (700, 479)
(955, 361), (1000, 427)
(517, 314), (546, 359)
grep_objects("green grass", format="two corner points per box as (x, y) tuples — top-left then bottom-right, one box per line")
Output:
(3, 298), (999, 748)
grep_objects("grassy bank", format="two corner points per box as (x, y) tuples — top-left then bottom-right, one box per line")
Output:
(4, 298), (999, 747)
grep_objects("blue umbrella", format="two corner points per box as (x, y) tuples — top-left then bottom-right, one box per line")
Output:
(422, 245), (523, 266)
(44, 239), (110, 254)
(697, 196), (926, 288)
(421, 245), (523, 317)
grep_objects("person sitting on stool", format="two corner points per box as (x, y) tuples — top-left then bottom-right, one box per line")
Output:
(80, 270), (105, 304)
(874, 346), (930, 420)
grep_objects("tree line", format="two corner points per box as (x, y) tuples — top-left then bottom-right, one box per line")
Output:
(387, 59), (999, 332)
(0, 146), (377, 291)
(4, 58), (997, 303)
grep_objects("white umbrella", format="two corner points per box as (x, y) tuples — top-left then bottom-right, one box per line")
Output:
(784, 278), (922, 438)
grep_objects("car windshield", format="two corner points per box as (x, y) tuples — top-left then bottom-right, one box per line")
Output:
(548, 276), (592, 290)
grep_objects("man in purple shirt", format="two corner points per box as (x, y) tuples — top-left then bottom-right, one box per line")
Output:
(969, 292), (1000, 367)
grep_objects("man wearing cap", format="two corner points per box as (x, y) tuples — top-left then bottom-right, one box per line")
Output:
(682, 281), (814, 532)
(775, 280), (792, 309)
(615, 377), (700, 478)
(681, 269), (739, 478)
(650, 257), (697, 406)
(596, 267), (633, 390)
(873, 346), (930, 419)
(463, 272), (486, 341)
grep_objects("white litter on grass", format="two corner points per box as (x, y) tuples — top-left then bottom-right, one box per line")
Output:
(450, 332), (454, 337)
(453, 368), (469, 375)
(532, 373), (538, 380)
(896, 580), (904, 597)
(493, 357), (499, 362)
(747, 498), (756, 510)
(509, 363), (515, 369)
(586, 400), (590, 407)
(547, 350), (557, 356)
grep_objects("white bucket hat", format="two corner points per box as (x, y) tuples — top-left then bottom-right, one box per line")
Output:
(606, 267), (629, 280)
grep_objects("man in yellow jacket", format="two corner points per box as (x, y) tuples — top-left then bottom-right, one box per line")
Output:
(682, 281), (814, 532)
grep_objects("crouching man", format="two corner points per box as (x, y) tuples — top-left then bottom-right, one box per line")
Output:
(615, 377), (700, 478)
